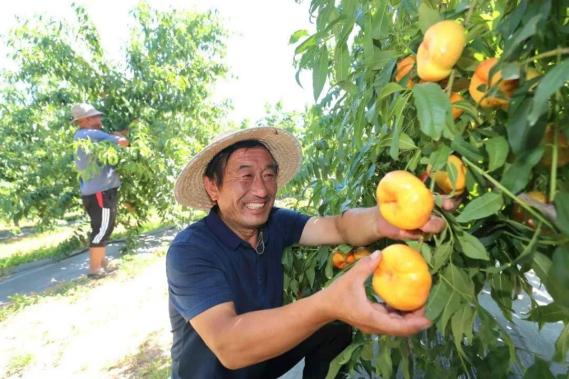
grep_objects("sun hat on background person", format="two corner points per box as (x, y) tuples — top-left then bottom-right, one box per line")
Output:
(174, 126), (302, 210)
(70, 103), (104, 122)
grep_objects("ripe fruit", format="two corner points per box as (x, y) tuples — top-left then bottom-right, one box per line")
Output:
(376, 170), (434, 230)
(432, 155), (467, 195)
(526, 67), (541, 81)
(352, 247), (371, 261)
(332, 247), (371, 269)
(372, 244), (432, 311)
(450, 92), (464, 120)
(417, 20), (466, 81)
(540, 125), (569, 167)
(395, 56), (416, 88)
(331, 251), (348, 269)
(469, 58), (518, 108)
(512, 191), (548, 228)
(123, 201), (136, 213)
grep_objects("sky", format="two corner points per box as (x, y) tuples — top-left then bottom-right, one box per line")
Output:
(0, 0), (315, 124)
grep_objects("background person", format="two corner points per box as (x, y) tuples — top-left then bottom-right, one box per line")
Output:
(167, 127), (447, 378)
(72, 103), (128, 279)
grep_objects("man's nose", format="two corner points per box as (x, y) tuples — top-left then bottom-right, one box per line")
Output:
(250, 174), (270, 197)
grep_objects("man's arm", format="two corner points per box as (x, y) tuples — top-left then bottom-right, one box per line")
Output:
(299, 206), (446, 246)
(111, 130), (129, 147)
(190, 252), (430, 370)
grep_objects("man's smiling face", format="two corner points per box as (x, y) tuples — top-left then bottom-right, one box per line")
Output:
(204, 146), (278, 238)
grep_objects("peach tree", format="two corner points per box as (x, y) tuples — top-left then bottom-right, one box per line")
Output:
(285, 0), (569, 377)
(0, 3), (228, 227)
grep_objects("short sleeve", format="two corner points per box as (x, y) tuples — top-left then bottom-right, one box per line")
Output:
(166, 243), (234, 321)
(272, 208), (310, 247)
(88, 129), (121, 144)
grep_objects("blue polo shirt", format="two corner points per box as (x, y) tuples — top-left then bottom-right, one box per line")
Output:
(166, 206), (310, 379)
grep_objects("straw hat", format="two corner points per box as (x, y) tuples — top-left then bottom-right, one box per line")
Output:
(174, 127), (302, 209)
(70, 103), (104, 122)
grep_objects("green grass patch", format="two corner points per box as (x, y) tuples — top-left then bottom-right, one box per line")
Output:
(0, 247), (167, 322)
(6, 353), (34, 377)
(0, 219), (173, 276)
(0, 236), (85, 276)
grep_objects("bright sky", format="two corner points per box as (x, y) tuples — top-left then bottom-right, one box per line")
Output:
(0, 0), (315, 123)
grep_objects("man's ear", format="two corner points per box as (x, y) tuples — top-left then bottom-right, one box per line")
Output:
(203, 176), (219, 203)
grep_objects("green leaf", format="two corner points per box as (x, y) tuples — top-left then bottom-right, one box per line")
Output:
(525, 303), (569, 325)
(456, 192), (503, 223)
(378, 82), (405, 101)
(295, 34), (318, 54)
(426, 281), (451, 320)
(378, 132), (417, 151)
(485, 136), (509, 172)
(412, 83), (450, 141)
(431, 243), (452, 273)
(451, 306), (474, 357)
(528, 59), (569, 125)
(376, 337), (394, 379)
(451, 135), (485, 162)
(429, 144), (452, 172)
(289, 29), (309, 44)
(306, 265), (315, 288)
(503, 14), (542, 60)
(325, 342), (362, 379)
(444, 263), (475, 302)
(417, 3), (441, 33)
(501, 147), (543, 193)
(438, 292), (462, 333)
(367, 50), (397, 71)
(458, 232), (490, 261)
(548, 246), (569, 308)
(334, 43), (350, 83)
(554, 192), (569, 235)
(313, 46), (329, 101)
(523, 357), (555, 379)
(553, 323), (569, 363)
(532, 252), (552, 281)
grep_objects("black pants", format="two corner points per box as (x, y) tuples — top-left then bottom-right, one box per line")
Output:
(81, 187), (118, 247)
(262, 322), (353, 379)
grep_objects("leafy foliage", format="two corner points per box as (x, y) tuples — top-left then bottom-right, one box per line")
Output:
(287, 0), (569, 376)
(0, 2), (228, 227)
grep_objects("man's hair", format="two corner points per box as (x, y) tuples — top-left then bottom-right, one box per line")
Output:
(204, 139), (279, 187)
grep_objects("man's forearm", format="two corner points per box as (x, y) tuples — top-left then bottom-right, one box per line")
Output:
(335, 207), (381, 246)
(206, 290), (333, 369)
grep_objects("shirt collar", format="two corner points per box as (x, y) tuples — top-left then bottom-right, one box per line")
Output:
(205, 206), (271, 251)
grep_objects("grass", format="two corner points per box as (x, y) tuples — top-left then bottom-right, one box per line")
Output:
(0, 235), (85, 276)
(0, 218), (173, 276)
(0, 247), (168, 322)
(6, 353), (34, 377)
(108, 331), (171, 378)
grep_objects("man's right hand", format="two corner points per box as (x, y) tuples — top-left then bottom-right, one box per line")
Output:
(320, 251), (432, 336)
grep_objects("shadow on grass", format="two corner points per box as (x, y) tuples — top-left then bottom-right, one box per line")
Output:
(108, 331), (171, 379)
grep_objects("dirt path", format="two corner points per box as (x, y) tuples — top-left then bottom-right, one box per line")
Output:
(0, 257), (172, 378)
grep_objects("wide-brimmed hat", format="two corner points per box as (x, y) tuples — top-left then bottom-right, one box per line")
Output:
(70, 103), (104, 122)
(174, 127), (302, 210)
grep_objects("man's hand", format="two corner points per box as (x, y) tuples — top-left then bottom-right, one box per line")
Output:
(321, 251), (431, 336)
(375, 193), (464, 241)
(112, 130), (129, 147)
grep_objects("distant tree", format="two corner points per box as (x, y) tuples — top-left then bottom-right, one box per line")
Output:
(0, 2), (229, 226)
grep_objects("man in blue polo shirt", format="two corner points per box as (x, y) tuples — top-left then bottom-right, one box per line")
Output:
(167, 127), (448, 378)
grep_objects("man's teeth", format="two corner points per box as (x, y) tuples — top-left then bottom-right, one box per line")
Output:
(246, 203), (264, 209)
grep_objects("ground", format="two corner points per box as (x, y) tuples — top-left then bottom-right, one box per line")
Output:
(0, 255), (172, 378)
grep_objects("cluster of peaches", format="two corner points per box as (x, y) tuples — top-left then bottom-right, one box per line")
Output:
(330, 20), (568, 312)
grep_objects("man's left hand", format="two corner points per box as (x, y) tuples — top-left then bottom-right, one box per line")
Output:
(375, 194), (461, 240)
